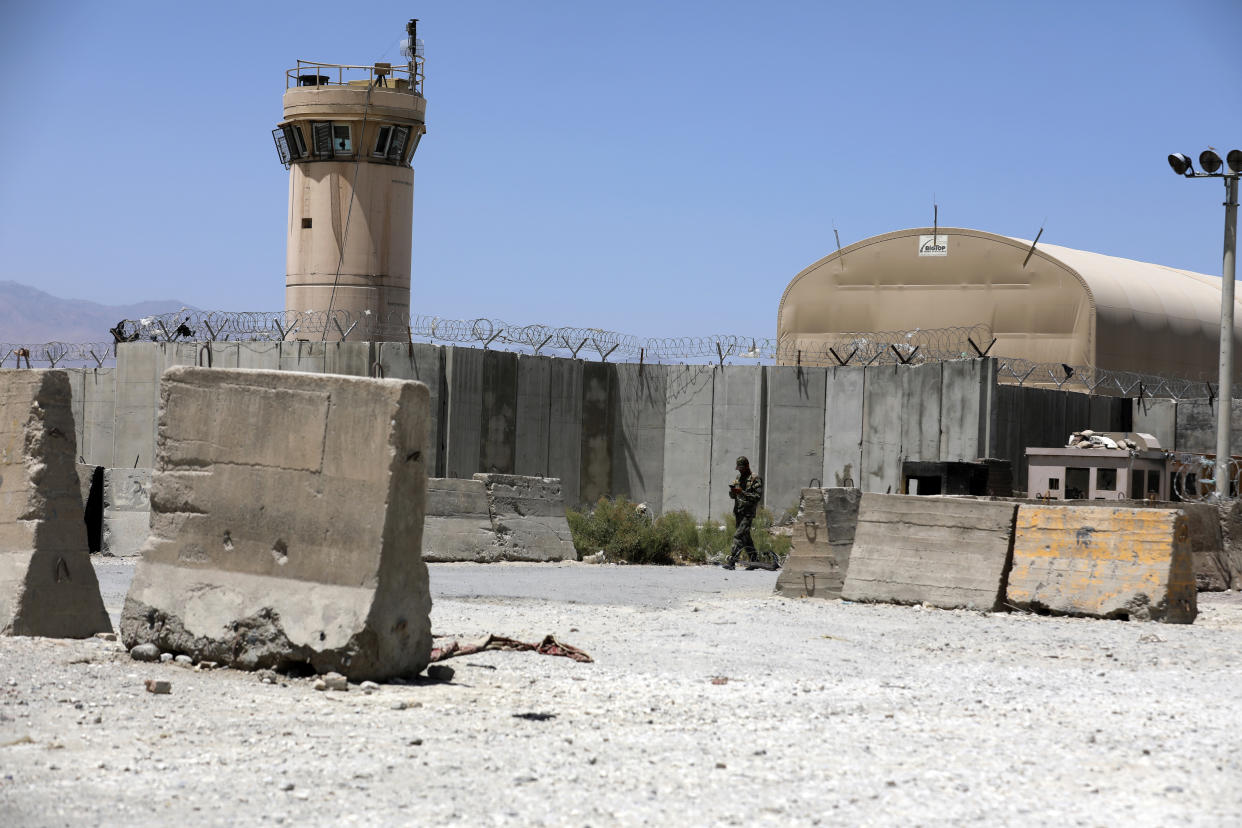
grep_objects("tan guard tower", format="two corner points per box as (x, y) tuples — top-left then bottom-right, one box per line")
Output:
(274, 20), (426, 341)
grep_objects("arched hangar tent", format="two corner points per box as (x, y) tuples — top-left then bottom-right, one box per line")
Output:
(777, 227), (1242, 381)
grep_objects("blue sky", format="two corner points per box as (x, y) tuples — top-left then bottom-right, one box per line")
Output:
(2, 0), (1239, 339)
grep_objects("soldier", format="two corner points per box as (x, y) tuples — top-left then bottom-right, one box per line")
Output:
(723, 456), (775, 570)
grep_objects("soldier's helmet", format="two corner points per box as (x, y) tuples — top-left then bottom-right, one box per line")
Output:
(735, 455), (750, 469)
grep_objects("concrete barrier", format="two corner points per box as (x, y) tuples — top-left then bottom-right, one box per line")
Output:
(121, 366), (432, 679)
(842, 494), (1017, 610)
(101, 468), (150, 557)
(1007, 505), (1197, 623)
(0, 371), (111, 637)
(422, 478), (500, 562)
(775, 487), (861, 599)
(476, 474), (577, 561)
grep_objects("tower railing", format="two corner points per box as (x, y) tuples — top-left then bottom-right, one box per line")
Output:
(286, 59), (424, 96)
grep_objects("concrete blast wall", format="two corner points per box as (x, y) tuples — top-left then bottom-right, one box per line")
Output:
(86, 344), (1167, 518)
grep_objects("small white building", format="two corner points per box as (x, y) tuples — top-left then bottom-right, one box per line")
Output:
(1026, 433), (1169, 501)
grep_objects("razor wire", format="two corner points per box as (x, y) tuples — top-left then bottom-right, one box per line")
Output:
(0, 308), (1234, 402)
(1168, 453), (1242, 503)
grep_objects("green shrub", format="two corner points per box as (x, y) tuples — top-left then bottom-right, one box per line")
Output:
(566, 498), (791, 565)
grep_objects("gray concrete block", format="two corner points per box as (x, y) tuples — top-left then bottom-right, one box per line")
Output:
(480, 350), (518, 474)
(842, 493), (1017, 611)
(861, 366), (903, 494)
(279, 341), (326, 373)
(444, 347), (483, 479)
(939, 358), (996, 462)
(579, 362), (615, 507)
(237, 342), (282, 370)
(1133, 398), (1176, 451)
(0, 371), (112, 638)
(547, 359), (583, 508)
(193, 342), (241, 369)
(662, 365), (715, 518)
(765, 367), (826, 519)
(710, 366), (763, 520)
(325, 342), (373, 376)
(775, 487), (861, 600)
(514, 355), (552, 477)
(421, 478), (498, 562)
(376, 342), (444, 477)
(823, 366), (864, 489)
(475, 474), (577, 561)
(611, 364), (667, 514)
(113, 342), (160, 470)
(901, 362), (941, 464)
(121, 366), (432, 680)
(1175, 399), (1242, 456)
(101, 468), (151, 558)
(82, 367), (116, 468)
(65, 368), (86, 465)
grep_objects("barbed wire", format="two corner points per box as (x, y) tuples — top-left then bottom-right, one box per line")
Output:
(1169, 454), (1242, 503)
(0, 309), (1232, 401)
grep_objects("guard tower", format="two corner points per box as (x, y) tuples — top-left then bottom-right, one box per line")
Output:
(274, 20), (426, 341)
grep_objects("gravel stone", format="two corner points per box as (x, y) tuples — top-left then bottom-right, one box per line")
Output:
(129, 643), (160, 662)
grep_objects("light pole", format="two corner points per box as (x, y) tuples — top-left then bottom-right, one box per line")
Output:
(1168, 149), (1242, 500)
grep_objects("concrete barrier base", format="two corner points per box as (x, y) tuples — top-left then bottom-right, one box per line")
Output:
(775, 487), (861, 599)
(1008, 504), (1197, 623)
(422, 475), (576, 562)
(0, 371), (111, 638)
(842, 494), (1018, 611)
(101, 468), (150, 557)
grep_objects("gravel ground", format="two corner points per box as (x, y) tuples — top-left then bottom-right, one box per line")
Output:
(3, 559), (1242, 827)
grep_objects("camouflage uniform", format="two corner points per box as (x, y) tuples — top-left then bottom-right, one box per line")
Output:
(725, 456), (772, 569)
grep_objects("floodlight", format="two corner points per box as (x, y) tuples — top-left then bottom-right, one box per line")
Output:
(1228, 150), (1242, 174)
(1200, 149), (1224, 174)
(1168, 153), (1194, 176)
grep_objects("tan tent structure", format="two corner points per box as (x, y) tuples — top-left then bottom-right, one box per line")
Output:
(777, 227), (1242, 381)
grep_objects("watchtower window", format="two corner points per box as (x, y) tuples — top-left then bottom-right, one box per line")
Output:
(311, 122), (333, 157)
(287, 125), (307, 158)
(373, 125), (393, 157)
(388, 126), (409, 162)
(332, 124), (353, 156)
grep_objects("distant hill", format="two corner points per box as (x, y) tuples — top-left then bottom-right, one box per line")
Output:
(0, 281), (195, 343)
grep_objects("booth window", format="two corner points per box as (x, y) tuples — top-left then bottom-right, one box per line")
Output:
(1097, 468), (1116, 491)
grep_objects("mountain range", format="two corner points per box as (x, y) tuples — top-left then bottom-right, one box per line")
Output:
(0, 281), (195, 344)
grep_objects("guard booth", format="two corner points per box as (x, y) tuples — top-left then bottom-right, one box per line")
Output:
(1025, 433), (1170, 500)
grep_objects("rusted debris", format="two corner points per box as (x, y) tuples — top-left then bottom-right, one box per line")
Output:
(429, 634), (592, 664)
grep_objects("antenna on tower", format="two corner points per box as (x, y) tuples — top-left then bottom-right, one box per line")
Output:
(832, 221), (845, 271)
(932, 198), (938, 244)
(401, 20), (423, 67)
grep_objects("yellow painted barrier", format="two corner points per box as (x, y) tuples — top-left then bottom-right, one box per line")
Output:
(1007, 505), (1196, 623)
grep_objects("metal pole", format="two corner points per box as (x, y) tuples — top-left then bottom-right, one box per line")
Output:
(1214, 174), (1239, 499)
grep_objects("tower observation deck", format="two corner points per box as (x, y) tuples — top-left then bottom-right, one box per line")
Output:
(273, 20), (427, 341)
